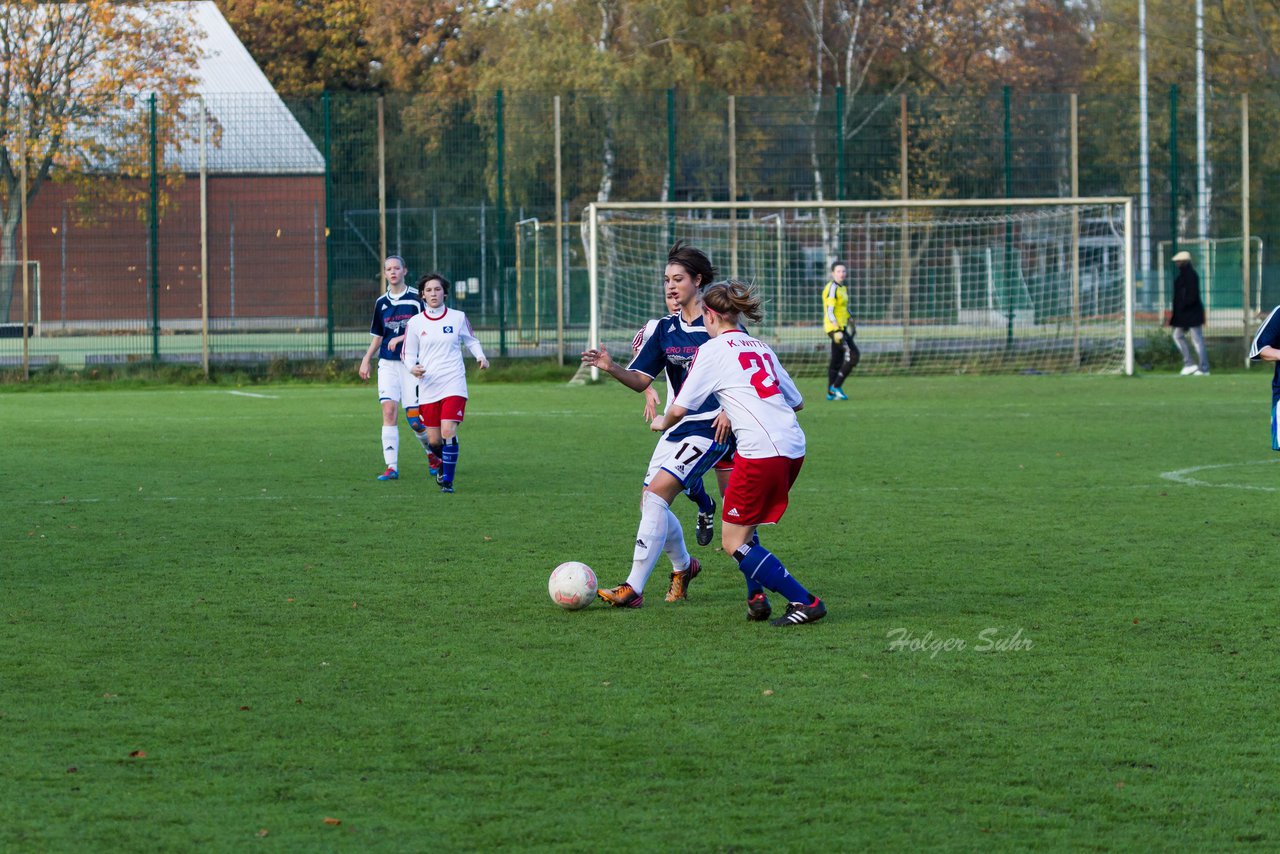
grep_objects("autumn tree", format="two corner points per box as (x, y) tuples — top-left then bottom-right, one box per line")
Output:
(218, 0), (464, 94)
(0, 1), (201, 323)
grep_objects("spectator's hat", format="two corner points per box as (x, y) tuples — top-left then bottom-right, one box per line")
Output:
(1172, 250), (1193, 262)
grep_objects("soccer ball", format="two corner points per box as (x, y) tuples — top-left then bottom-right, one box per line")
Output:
(548, 561), (597, 610)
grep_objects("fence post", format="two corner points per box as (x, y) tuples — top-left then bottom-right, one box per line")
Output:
(1169, 84), (1179, 257)
(1003, 86), (1014, 354)
(899, 92), (910, 368)
(836, 86), (846, 201)
(149, 92), (160, 363)
(666, 88), (676, 245)
(496, 89), (506, 358)
(323, 92), (334, 358)
(1070, 93), (1081, 368)
(554, 94), (564, 366)
(19, 100), (29, 381)
(1242, 91), (1251, 364)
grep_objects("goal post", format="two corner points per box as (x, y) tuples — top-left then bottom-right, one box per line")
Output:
(583, 198), (1135, 378)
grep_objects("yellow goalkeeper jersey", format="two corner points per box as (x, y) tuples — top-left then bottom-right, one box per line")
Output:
(822, 281), (849, 334)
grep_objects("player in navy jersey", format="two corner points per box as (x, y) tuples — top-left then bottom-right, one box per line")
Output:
(635, 291), (718, 547)
(1248, 306), (1280, 450)
(358, 255), (431, 480)
(652, 280), (826, 627)
(581, 241), (731, 608)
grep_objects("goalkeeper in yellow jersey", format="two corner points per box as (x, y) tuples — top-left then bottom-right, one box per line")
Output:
(822, 261), (858, 400)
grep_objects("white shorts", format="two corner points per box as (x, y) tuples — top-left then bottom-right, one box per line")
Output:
(643, 432), (729, 487)
(377, 358), (412, 404)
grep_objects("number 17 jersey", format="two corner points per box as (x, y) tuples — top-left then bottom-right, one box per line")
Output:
(674, 330), (805, 459)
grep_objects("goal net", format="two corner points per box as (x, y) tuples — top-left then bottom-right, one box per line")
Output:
(582, 199), (1134, 377)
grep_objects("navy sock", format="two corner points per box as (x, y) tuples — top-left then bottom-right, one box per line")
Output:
(686, 477), (715, 515)
(733, 543), (810, 604)
(744, 530), (764, 595)
(442, 437), (459, 483)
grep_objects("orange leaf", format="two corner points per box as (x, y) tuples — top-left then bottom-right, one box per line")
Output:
(128, 750), (146, 758)
(323, 817), (342, 826)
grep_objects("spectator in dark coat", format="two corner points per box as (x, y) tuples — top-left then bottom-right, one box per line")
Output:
(1169, 250), (1209, 376)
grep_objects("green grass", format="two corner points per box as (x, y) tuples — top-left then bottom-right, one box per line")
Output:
(2, 374), (1278, 850)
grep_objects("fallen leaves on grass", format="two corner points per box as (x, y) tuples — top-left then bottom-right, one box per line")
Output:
(322, 817), (342, 826)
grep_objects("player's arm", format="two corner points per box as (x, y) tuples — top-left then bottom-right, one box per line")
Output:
(1257, 346), (1280, 362)
(359, 335), (381, 380)
(652, 404), (689, 433)
(460, 317), (490, 369)
(581, 345), (653, 392)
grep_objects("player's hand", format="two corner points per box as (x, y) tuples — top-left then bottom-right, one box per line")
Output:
(410, 364), (426, 378)
(388, 335), (405, 352)
(642, 387), (660, 422)
(478, 358), (490, 370)
(359, 359), (371, 381)
(581, 347), (613, 371)
(830, 330), (843, 344)
(650, 416), (666, 432)
(712, 411), (732, 444)
(845, 323), (856, 339)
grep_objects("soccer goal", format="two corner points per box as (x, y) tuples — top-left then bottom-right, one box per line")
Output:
(582, 198), (1134, 377)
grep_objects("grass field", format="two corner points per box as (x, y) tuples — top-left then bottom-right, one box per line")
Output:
(2, 372), (1278, 850)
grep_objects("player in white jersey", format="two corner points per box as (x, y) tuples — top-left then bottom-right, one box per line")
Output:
(634, 292), (719, 548)
(653, 280), (827, 627)
(402, 273), (489, 494)
(358, 255), (430, 481)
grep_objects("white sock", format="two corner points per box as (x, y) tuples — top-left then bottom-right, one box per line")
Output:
(626, 492), (670, 594)
(663, 506), (690, 572)
(414, 430), (432, 452)
(381, 426), (399, 468)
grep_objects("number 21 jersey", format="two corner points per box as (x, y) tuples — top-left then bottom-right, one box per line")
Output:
(674, 330), (805, 459)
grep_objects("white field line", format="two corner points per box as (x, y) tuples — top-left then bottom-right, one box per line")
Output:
(1160, 459), (1280, 492)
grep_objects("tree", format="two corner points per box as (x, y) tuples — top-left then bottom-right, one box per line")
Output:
(0, 1), (201, 324)
(218, 0), (464, 94)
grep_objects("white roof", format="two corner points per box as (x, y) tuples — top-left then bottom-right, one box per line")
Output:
(180, 1), (324, 175)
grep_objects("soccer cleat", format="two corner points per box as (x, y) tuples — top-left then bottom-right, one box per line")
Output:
(436, 472), (446, 486)
(830, 386), (849, 401)
(1180, 365), (1199, 375)
(826, 387), (837, 401)
(770, 596), (827, 627)
(746, 592), (772, 621)
(664, 557), (702, 603)
(695, 502), (716, 547)
(598, 582), (644, 608)
(428, 453), (442, 477)
(439, 481), (454, 494)
(376, 467), (399, 481)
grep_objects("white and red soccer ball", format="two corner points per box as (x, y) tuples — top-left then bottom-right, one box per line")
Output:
(548, 561), (597, 610)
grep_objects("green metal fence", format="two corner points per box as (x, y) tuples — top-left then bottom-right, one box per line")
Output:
(2, 86), (1277, 373)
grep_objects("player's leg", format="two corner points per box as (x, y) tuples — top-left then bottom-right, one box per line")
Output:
(375, 359), (401, 480)
(832, 339), (854, 397)
(1189, 326), (1210, 374)
(716, 458), (763, 597)
(827, 335), (843, 399)
(435, 397), (468, 493)
(721, 456), (825, 627)
(401, 370), (437, 473)
(1172, 327), (1197, 373)
(599, 435), (719, 607)
(1272, 394), (1279, 451)
(660, 436), (730, 601)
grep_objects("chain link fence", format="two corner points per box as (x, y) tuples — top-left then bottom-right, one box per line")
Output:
(2, 87), (1276, 373)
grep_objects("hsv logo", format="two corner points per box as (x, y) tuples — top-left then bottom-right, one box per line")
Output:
(443, 325), (454, 333)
